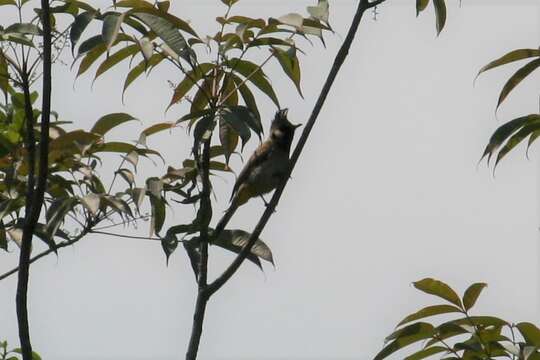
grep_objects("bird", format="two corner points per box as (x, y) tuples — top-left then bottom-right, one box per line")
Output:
(212, 108), (300, 238)
(229, 108), (301, 208)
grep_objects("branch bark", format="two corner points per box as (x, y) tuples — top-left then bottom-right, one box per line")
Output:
(16, 0), (52, 358)
(207, 0), (380, 296)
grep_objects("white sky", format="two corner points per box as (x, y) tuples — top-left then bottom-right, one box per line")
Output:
(1, 1), (539, 359)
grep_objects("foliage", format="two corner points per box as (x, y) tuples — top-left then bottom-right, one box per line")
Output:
(0, 341), (40, 360)
(478, 48), (540, 168)
(375, 278), (540, 360)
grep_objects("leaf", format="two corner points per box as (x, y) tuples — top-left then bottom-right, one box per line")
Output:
(219, 120), (238, 165)
(496, 58), (540, 110)
(416, 0), (429, 16)
(141, 122), (175, 136)
(193, 115), (214, 144)
(307, 0), (329, 23)
(212, 229), (274, 269)
(138, 36), (154, 61)
(77, 35), (103, 57)
(495, 122), (540, 167)
(232, 74), (261, 123)
(80, 193), (100, 216)
(130, 8), (198, 37)
(0, 226), (7, 251)
(272, 46), (302, 97)
(3, 33), (35, 47)
(517, 323), (540, 346)
(0, 0), (17, 5)
(91, 112), (137, 136)
(5, 23), (41, 35)
(117, 168), (135, 187)
(413, 278), (463, 308)
(122, 53), (164, 96)
(405, 346), (447, 360)
(96, 141), (137, 153)
(432, 0), (446, 35)
(102, 13), (125, 51)
(0, 51), (9, 96)
(462, 283), (487, 311)
(376, 323), (435, 360)
(115, 0), (154, 8)
(167, 63), (214, 109)
(76, 43), (107, 77)
(131, 187), (146, 210)
(397, 304), (462, 327)
(477, 48), (540, 78)
(161, 232), (178, 264)
(278, 13), (304, 30)
(149, 195), (165, 235)
(183, 239), (200, 278)
(94, 44), (139, 80)
(133, 12), (188, 60)
(480, 114), (540, 164)
(70, 11), (95, 54)
(225, 58), (280, 108)
(45, 198), (77, 241)
(221, 107), (251, 149)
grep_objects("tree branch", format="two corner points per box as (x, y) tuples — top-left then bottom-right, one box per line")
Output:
(16, 0), (52, 357)
(207, 0), (373, 297)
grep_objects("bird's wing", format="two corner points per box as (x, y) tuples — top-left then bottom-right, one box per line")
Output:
(230, 140), (273, 202)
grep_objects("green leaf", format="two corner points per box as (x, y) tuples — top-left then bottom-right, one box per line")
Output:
(70, 11), (95, 54)
(2, 33), (35, 47)
(183, 239), (200, 278)
(5, 23), (41, 35)
(130, 8), (198, 37)
(416, 0), (429, 16)
(397, 304), (462, 327)
(212, 229), (275, 269)
(432, 0), (446, 35)
(405, 346), (447, 360)
(133, 12), (188, 60)
(95, 141), (137, 153)
(495, 122), (540, 167)
(122, 53), (164, 96)
(225, 58), (280, 108)
(115, 0), (154, 8)
(496, 58), (540, 110)
(0, 225), (7, 251)
(413, 278), (463, 308)
(376, 323), (435, 360)
(45, 198), (77, 241)
(77, 35), (104, 56)
(76, 43), (107, 77)
(167, 63), (214, 109)
(477, 48), (540, 78)
(0, 0), (17, 6)
(193, 115), (214, 144)
(480, 114), (540, 164)
(141, 122), (175, 136)
(91, 113), (137, 136)
(221, 107), (252, 149)
(517, 323), (540, 346)
(462, 283), (487, 311)
(0, 51), (9, 96)
(219, 120), (238, 165)
(272, 46), (302, 97)
(94, 44), (139, 80)
(277, 13), (304, 30)
(102, 13), (125, 51)
(149, 194), (165, 235)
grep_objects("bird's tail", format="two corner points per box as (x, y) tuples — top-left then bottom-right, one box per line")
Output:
(212, 195), (240, 240)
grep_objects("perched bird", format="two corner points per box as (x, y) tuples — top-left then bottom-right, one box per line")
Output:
(230, 108), (301, 207)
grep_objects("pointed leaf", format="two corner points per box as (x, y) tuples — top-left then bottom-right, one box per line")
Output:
(477, 48), (540, 78)
(497, 58), (540, 109)
(102, 13), (125, 51)
(226, 58), (279, 108)
(416, 0), (429, 16)
(433, 0), (446, 35)
(123, 53), (164, 95)
(517, 323), (540, 346)
(94, 44), (139, 80)
(462, 283), (487, 311)
(70, 11), (95, 54)
(212, 229), (274, 269)
(413, 278), (462, 308)
(397, 304), (462, 327)
(91, 113), (137, 136)
(80, 193), (100, 216)
(376, 323), (435, 360)
(405, 346), (447, 360)
(133, 12), (188, 60)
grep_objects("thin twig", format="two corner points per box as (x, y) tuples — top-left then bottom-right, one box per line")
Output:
(90, 230), (162, 242)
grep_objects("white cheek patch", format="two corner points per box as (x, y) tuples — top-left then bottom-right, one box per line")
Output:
(273, 129), (284, 138)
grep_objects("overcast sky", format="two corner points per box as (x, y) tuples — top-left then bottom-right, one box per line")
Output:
(1, 1), (539, 359)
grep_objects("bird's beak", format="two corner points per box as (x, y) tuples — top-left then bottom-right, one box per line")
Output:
(293, 123), (302, 129)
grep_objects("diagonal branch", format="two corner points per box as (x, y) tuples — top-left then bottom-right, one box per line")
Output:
(206, 0), (382, 297)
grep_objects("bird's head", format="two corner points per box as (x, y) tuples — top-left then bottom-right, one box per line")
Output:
(270, 109), (301, 146)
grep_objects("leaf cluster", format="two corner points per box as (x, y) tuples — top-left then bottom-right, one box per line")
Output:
(375, 278), (540, 360)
